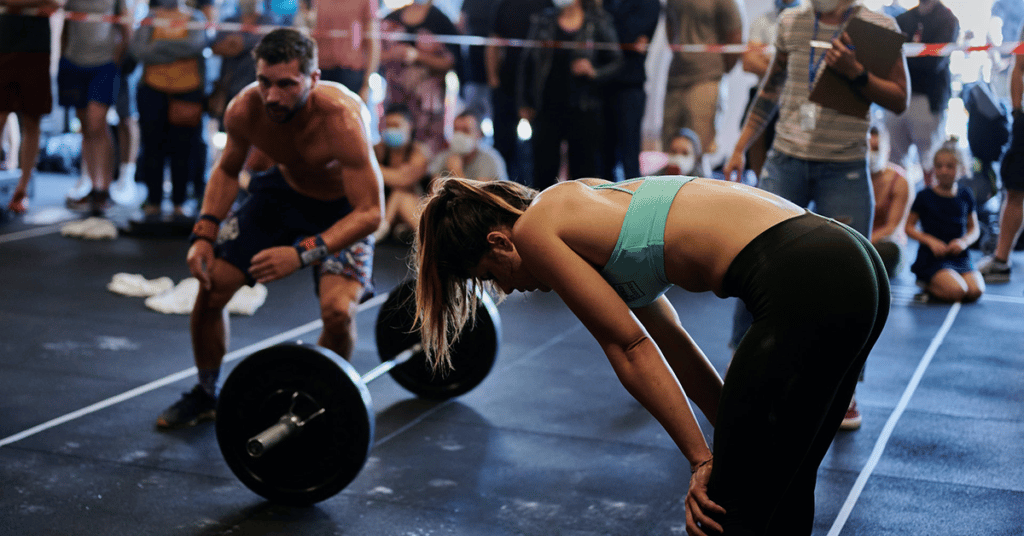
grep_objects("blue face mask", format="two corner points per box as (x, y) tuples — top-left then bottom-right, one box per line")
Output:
(382, 128), (408, 148)
(775, 0), (799, 10)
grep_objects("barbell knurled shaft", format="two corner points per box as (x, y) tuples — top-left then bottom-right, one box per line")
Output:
(360, 343), (423, 384)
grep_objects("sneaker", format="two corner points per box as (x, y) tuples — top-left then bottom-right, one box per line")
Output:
(156, 385), (216, 429)
(977, 255), (1011, 283)
(89, 190), (112, 217)
(840, 398), (862, 431)
(66, 190), (94, 211)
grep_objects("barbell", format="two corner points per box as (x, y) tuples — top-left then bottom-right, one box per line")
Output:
(214, 279), (502, 506)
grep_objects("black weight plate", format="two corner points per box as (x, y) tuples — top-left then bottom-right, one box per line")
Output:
(375, 279), (501, 400)
(215, 343), (374, 506)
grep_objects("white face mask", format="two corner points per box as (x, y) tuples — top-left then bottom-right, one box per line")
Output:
(669, 154), (697, 175)
(809, 0), (841, 13)
(449, 132), (477, 155)
(868, 150), (887, 174)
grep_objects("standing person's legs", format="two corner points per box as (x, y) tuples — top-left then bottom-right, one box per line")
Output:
(993, 189), (1024, 261)
(683, 79), (721, 157)
(491, 87), (523, 184)
(981, 119), (1024, 281)
(885, 106), (912, 172)
(907, 94), (945, 186)
(137, 85), (169, 213)
(566, 106), (603, 180)
(811, 158), (874, 238)
(614, 84), (645, 181)
(112, 62), (140, 204)
(730, 151), (812, 351)
(77, 100), (115, 204)
(530, 111), (563, 190)
(661, 84), (689, 151)
(1, 51), (51, 212)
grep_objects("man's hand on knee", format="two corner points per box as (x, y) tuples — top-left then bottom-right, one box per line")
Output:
(249, 246), (302, 283)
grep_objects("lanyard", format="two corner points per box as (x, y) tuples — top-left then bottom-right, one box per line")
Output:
(809, 7), (854, 92)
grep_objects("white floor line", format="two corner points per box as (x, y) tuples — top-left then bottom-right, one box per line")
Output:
(0, 292), (388, 449)
(826, 302), (961, 536)
(0, 224), (63, 244)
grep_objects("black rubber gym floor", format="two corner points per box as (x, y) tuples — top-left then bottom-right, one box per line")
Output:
(2, 173), (1022, 535)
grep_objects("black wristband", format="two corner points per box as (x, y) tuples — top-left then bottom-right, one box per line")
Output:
(294, 235), (329, 268)
(849, 68), (869, 89)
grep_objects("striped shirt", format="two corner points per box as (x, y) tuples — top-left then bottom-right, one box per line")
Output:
(773, 3), (900, 162)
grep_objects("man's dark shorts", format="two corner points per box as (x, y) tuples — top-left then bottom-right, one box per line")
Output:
(1000, 110), (1024, 192)
(215, 167), (374, 294)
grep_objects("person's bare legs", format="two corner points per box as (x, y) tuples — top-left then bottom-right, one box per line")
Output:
(317, 273), (365, 361)
(78, 102), (115, 194)
(994, 189), (1024, 262)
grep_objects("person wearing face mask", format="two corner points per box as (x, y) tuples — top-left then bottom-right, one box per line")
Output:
(723, 0), (909, 432)
(656, 127), (709, 178)
(374, 103), (431, 243)
(869, 125), (912, 278)
(429, 110), (508, 183)
(380, 0), (461, 155)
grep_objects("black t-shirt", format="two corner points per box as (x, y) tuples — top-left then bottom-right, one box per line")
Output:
(541, 25), (575, 111)
(384, 5), (462, 72)
(491, 0), (553, 89)
(895, 3), (959, 111)
(0, 13), (51, 53)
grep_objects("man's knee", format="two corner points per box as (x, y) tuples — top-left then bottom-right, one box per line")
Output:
(321, 294), (357, 337)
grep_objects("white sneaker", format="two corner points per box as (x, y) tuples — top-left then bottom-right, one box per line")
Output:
(107, 273), (175, 297)
(977, 255), (1011, 283)
(110, 178), (138, 206)
(66, 175), (91, 201)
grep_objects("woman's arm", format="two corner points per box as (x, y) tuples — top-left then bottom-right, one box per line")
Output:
(632, 298), (722, 427)
(515, 219), (714, 468)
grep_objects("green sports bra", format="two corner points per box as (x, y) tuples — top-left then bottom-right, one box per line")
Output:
(591, 176), (694, 308)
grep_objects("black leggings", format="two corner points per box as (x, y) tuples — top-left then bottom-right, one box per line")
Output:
(708, 213), (890, 535)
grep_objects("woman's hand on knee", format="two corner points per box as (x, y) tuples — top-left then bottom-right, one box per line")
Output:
(686, 457), (725, 536)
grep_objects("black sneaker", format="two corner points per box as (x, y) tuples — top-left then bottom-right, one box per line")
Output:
(89, 190), (112, 217)
(156, 385), (216, 429)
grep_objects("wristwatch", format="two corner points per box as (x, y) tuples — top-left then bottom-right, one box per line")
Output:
(849, 68), (869, 89)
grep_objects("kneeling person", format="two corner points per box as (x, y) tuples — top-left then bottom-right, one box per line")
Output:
(157, 28), (384, 429)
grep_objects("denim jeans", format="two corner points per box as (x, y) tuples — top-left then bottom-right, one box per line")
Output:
(730, 149), (875, 348)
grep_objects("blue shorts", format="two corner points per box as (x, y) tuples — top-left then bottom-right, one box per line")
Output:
(214, 167), (375, 294)
(57, 59), (119, 109)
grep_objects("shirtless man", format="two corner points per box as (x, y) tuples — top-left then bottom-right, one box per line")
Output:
(156, 29), (384, 429)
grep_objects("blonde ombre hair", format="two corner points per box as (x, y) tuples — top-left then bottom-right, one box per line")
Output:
(414, 178), (538, 372)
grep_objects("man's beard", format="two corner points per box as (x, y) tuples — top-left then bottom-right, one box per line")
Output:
(265, 91), (309, 124)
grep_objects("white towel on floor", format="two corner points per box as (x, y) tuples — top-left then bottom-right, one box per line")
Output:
(107, 273), (175, 297)
(61, 217), (118, 240)
(143, 277), (268, 316)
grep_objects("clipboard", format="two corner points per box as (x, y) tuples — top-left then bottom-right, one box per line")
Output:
(808, 15), (906, 117)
